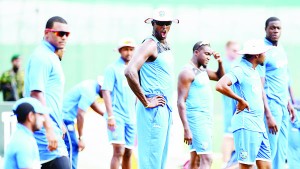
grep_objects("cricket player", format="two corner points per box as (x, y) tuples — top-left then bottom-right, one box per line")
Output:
(177, 41), (224, 169)
(63, 77), (105, 169)
(4, 97), (49, 169)
(125, 8), (178, 169)
(257, 17), (296, 169)
(102, 38), (136, 169)
(24, 16), (70, 168)
(216, 40), (272, 169)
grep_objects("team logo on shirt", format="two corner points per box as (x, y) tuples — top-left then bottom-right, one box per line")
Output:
(240, 149), (248, 160)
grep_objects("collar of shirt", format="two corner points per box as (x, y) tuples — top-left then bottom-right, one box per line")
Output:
(118, 57), (126, 65)
(42, 40), (56, 52)
(264, 38), (281, 47)
(241, 57), (254, 70)
(17, 123), (34, 137)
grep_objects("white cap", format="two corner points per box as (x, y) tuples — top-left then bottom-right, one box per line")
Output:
(144, 8), (179, 24)
(237, 39), (273, 55)
(116, 38), (136, 51)
(13, 97), (50, 115)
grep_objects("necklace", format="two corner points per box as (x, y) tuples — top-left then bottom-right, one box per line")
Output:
(190, 60), (205, 72)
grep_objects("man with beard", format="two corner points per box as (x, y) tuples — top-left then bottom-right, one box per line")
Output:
(177, 41), (224, 169)
(102, 38), (136, 169)
(0, 54), (24, 101)
(24, 16), (71, 168)
(257, 17), (296, 169)
(4, 97), (49, 169)
(216, 40), (273, 169)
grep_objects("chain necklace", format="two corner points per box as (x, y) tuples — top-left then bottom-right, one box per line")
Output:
(190, 60), (205, 72)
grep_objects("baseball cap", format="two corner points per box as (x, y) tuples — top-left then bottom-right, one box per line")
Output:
(237, 39), (273, 55)
(144, 8), (179, 24)
(12, 97), (50, 115)
(11, 54), (20, 62)
(116, 38), (136, 51)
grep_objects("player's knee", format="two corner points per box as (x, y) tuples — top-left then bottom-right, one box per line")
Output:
(113, 146), (125, 158)
(123, 149), (132, 159)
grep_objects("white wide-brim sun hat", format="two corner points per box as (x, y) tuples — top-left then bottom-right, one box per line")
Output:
(144, 8), (179, 24)
(237, 39), (273, 55)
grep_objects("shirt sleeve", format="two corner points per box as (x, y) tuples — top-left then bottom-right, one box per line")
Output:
(101, 66), (115, 92)
(225, 66), (244, 85)
(27, 56), (51, 93)
(78, 82), (97, 112)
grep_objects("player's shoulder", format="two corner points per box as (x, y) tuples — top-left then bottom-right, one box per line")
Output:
(179, 65), (195, 81)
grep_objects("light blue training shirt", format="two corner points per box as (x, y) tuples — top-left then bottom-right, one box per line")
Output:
(226, 58), (265, 132)
(63, 80), (100, 122)
(24, 40), (67, 161)
(102, 57), (136, 123)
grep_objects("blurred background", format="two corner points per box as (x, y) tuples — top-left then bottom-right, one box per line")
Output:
(0, 0), (300, 168)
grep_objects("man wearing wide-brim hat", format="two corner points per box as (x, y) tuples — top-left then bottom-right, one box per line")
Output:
(125, 8), (178, 169)
(216, 40), (273, 169)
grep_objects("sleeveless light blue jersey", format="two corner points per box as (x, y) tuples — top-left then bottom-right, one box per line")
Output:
(139, 36), (174, 109)
(185, 64), (213, 116)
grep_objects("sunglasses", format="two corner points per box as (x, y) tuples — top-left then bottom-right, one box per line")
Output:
(153, 20), (172, 26)
(195, 41), (210, 51)
(46, 29), (70, 37)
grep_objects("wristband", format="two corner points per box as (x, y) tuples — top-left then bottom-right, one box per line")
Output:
(108, 116), (115, 120)
(78, 136), (83, 140)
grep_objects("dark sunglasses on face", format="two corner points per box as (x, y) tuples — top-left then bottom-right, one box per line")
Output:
(154, 20), (172, 26)
(46, 29), (70, 37)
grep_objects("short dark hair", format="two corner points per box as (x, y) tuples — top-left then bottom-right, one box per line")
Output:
(45, 16), (67, 29)
(265, 17), (280, 29)
(193, 41), (210, 52)
(243, 54), (257, 59)
(13, 103), (35, 123)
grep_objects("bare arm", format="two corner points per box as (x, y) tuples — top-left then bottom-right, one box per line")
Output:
(260, 77), (278, 134)
(260, 78), (273, 118)
(30, 90), (57, 151)
(90, 101), (105, 116)
(177, 69), (194, 145)
(76, 108), (86, 151)
(76, 108), (84, 138)
(125, 40), (165, 108)
(102, 90), (113, 117)
(215, 75), (249, 113)
(207, 52), (225, 81)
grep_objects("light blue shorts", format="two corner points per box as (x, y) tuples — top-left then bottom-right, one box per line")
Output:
(107, 116), (136, 149)
(187, 112), (212, 154)
(233, 129), (271, 164)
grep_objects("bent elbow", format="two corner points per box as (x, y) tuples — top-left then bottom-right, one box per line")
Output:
(215, 83), (223, 92)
